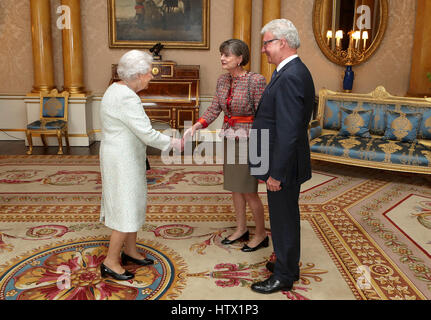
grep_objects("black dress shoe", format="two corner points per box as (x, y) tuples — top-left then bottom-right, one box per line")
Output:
(251, 276), (293, 294)
(121, 252), (154, 266)
(100, 263), (134, 281)
(241, 236), (269, 252)
(221, 230), (249, 245)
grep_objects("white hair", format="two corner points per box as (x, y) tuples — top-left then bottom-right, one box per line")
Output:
(261, 19), (300, 49)
(117, 50), (153, 81)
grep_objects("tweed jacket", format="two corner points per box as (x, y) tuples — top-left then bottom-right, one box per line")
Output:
(199, 72), (266, 137)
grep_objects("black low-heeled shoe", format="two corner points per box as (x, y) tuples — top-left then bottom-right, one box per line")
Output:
(100, 263), (134, 280)
(121, 252), (154, 266)
(241, 236), (269, 252)
(221, 230), (249, 245)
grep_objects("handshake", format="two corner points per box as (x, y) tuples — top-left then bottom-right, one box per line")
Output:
(170, 122), (203, 152)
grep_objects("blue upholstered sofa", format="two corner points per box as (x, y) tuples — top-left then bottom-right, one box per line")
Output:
(309, 86), (431, 175)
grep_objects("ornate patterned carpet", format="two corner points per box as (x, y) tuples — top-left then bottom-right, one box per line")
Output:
(0, 155), (430, 300)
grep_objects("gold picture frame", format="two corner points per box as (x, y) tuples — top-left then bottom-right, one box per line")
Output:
(108, 0), (210, 49)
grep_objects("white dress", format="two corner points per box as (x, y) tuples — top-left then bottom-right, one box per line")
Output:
(99, 82), (171, 232)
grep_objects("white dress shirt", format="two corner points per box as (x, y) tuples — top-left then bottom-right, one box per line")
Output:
(276, 54), (299, 72)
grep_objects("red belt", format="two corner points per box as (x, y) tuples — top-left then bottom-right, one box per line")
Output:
(224, 115), (254, 127)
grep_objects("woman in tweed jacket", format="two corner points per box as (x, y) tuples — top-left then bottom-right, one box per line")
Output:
(185, 39), (269, 252)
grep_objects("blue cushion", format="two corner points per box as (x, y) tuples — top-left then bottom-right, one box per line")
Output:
(364, 103), (392, 135)
(27, 120), (66, 130)
(42, 97), (66, 118)
(338, 107), (373, 138)
(383, 110), (422, 143)
(323, 100), (358, 130)
(418, 107), (431, 139)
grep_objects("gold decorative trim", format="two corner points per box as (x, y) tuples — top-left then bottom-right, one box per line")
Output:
(68, 134), (89, 138)
(311, 153), (431, 175)
(152, 67), (160, 76)
(0, 95), (27, 100)
(1, 130), (136, 138)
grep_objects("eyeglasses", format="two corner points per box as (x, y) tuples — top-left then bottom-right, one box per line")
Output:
(262, 38), (280, 47)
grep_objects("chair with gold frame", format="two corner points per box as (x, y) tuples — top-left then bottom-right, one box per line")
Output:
(26, 89), (70, 155)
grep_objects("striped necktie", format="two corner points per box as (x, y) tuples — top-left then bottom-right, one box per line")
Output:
(271, 69), (278, 81)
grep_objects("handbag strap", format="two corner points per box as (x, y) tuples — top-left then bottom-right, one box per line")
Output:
(247, 72), (256, 115)
(226, 77), (234, 118)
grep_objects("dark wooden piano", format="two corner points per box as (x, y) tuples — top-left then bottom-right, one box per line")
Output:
(110, 60), (200, 129)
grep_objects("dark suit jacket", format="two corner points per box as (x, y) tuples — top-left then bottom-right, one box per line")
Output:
(250, 57), (315, 186)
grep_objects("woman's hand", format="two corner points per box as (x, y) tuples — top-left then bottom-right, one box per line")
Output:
(171, 138), (184, 152)
(184, 122), (203, 142)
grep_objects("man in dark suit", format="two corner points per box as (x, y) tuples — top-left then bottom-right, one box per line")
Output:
(249, 19), (315, 294)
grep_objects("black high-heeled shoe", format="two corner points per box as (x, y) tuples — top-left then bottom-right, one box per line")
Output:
(241, 236), (269, 252)
(221, 230), (249, 245)
(121, 252), (154, 266)
(100, 263), (134, 280)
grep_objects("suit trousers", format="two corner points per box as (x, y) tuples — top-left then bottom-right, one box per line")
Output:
(267, 183), (301, 283)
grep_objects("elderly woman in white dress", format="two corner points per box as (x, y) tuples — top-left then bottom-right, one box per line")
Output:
(99, 50), (182, 280)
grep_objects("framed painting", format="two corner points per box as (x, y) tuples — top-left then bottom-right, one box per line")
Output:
(108, 0), (210, 49)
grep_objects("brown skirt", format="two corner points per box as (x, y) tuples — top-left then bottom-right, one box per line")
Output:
(223, 138), (258, 193)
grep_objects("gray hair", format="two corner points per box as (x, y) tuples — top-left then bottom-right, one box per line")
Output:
(261, 19), (300, 49)
(117, 50), (153, 81)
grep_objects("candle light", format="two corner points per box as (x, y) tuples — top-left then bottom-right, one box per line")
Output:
(362, 31), (369, 49)
(353, 31), (361, 49)
(326, 30), (333, 46)
(335, 30), (343, 48)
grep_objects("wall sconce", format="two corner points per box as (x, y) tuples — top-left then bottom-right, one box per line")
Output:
(326, 29), (369, 92)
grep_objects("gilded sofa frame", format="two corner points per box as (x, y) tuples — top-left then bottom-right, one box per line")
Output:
(310, 86), (431, 175)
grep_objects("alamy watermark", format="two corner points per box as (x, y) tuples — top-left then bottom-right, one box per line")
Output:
(355, 265), (372, 290)
(160, 122), (270, 176)
(56, 5), (71, 30)
(356, 5), (371, 30)
(56, 265), (71, 290)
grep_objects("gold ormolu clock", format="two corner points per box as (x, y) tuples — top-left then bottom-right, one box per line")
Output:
(152, 67), (160, 76)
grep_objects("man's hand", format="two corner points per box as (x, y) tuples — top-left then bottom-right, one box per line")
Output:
(266, 176), (281, 192)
